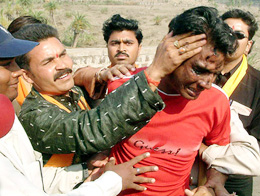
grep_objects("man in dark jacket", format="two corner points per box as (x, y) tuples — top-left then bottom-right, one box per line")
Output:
(215, 9), (260, 196)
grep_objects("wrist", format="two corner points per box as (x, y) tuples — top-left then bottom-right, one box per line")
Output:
(144, 70), (160, 87)
(95, 67), (108, 84)
(206, 168), (228, 187)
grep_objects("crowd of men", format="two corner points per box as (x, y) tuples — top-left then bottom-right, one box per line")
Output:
(0, 5), (260, 196)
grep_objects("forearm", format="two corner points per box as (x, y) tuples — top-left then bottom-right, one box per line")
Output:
(202, 107), (260, 176)
(74, 66), (107, 99)
(20, 71), (164, 155)
(204, 168), (228, 194)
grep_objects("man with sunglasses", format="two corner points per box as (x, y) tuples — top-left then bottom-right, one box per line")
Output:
(213, 9), (260, 196)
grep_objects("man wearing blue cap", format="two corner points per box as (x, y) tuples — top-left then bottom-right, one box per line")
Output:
(0, 24), (191, 195)
(0, 24), (160, 195)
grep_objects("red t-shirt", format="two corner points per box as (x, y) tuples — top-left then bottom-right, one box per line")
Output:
(109, 68), (231, 196)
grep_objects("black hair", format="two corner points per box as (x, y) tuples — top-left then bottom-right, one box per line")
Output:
(8, 16), (43, 34)
(221, 9), (258, 40)
(168, 6), (238, 56)
(13, 23), (59, 70)
(102, 14), (143, 44)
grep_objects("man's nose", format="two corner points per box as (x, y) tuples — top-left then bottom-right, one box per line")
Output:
(118, 42), (126, 52)
(55, 59), (67, 70)
(11, 69), (23, 78)
(198, 74), (215, 90)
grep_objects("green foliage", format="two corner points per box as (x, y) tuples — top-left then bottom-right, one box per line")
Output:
(71, 13), (90, 34)
(44, 1), (57, 25)
(154, 16), (163, 25)
(70, 13), (91, 47)
(17, 0), (32, 7)
(44, 1), (58, 12)
(27, 9), (48, 24)
(228, 0), (242, 7)
(100, 7), (108, 14)
(62, 29), (74, 46)
(0, 9), (8, 27)
(62, 27), (95, 47)
(87, 0), (123, 5)
(13, 3), (24, 16)
(65, 12), (73, 19)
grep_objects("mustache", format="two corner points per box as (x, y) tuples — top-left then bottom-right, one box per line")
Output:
(115, 52), (129, 57)
(54, 68), (72, 81)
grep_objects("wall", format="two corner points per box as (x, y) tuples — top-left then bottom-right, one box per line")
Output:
(67, 46), (157, 71)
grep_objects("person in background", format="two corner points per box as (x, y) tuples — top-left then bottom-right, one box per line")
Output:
(7, 15), (44, 106)
(73, 14), (142, 104)
(215, 9), (260, 196)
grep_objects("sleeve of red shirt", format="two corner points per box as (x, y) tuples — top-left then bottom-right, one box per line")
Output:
(204, 88), (231, 146)
(108, 67), (147, 94)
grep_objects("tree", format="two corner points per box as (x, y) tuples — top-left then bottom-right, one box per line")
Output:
(44, 1), (57, 26)
(18, 0), (32, 7)
(70, 13), (90, 48)
(28, 9), (47, 24)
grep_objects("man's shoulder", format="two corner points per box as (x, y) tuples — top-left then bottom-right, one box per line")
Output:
(204, 84), (229, 100)
(198, 84), (230, 110)
(247, 65), (260, 82)
(72, 85), (85, 94)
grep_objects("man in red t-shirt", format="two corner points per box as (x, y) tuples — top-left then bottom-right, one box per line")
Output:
(107, 7), (238, 196)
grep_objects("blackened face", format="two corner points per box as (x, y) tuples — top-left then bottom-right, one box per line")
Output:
(162, 43), (224, 100)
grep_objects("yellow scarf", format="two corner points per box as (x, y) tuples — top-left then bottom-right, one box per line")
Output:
(42, 91), (90, 167)
(16, 77), (31, 106)
(222, 55), (248, 98)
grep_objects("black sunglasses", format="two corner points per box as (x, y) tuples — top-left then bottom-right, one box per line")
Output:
(234, 31), (248, 40)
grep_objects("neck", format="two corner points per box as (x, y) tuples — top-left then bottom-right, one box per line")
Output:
(158, 77), (178, 94)
(34, 87), (69, 97)
(222, 55), (243, 74)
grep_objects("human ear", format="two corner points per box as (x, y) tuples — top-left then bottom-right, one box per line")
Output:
(22, 69), (34, 84)
(244, 40), (253, 55)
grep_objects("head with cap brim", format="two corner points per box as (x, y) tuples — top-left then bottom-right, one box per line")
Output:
(0, 25), (38, 59)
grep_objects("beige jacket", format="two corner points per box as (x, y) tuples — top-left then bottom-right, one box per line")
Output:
(202, 107), (260, 176)
(0, 116), (122, 196)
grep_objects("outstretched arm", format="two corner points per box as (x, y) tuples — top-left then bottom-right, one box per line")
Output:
(202, 107), (260, 176)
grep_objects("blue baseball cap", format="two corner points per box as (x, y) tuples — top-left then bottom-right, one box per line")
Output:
(0, 25), (38, 58)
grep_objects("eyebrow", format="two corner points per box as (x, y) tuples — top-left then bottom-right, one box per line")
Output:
(0, 60), (12, 67)
(110, 39), (134, 43)
(41, 49), (66, 64)
(194, 63), (222, 75)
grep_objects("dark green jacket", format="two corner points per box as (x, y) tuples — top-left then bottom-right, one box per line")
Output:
(19, 71), (164, 163)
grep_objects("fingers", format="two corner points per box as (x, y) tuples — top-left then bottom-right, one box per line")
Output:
(127, 152), (151, 166)
(192, 186), (215, 196)
(135, 165), (159, 175)
(126, 167), (158, 192)
(101, 64), (135, 82)
(135, 176), (156, 184)
(177, 33), (206, 48)
(128, 183), (147, 191)
(84, 167), (104, 182)
(185, 189), (195, 196)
